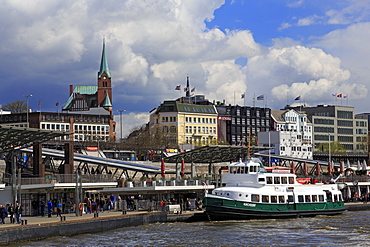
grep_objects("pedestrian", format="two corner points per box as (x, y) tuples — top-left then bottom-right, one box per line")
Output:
(0, 205), (8, 224)
(7, 204), (14, 223)
(107, 198), (112, 212)
(110, 194), (115, 209)
(15, 203), (22, 224)
(40, 200), (45, 217)
(85, 198), (92, 214)
(31, 199), (39, 216)
(56, 201), (62, 217)
(99, 197), (105, 212)
(47, 200), (53, 218)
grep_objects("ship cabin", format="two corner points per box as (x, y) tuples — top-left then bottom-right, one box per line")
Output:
(221, 158), (297, 188)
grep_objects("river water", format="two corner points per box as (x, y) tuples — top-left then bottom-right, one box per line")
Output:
(15, 210), (370, 247)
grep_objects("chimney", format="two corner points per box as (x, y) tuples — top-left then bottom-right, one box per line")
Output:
(69, 85), (73, 95)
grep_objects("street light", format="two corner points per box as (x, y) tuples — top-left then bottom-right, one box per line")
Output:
(117, 110), (126, 142)
(23, 94), (32, 128)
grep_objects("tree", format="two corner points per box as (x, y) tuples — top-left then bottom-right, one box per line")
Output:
(316, 141), (346, 153)
(2, 100), (27, 113)
(121, 125), (176, 160)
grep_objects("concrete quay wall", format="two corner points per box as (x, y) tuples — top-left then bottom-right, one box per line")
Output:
(345, 203), (370, 211)
(0, 212), (167, 245)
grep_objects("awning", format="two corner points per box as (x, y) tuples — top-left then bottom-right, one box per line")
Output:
(0, 125), (72, 152)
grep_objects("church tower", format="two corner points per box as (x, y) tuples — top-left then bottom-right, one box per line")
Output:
(97, 39), (112, 110)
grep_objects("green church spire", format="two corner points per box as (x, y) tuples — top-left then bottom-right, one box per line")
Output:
(98, 38), (111, 78)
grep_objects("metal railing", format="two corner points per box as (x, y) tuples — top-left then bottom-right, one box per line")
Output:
(20, 174), (116, 185)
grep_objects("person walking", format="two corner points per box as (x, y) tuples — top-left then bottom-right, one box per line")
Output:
(7, 204), (14, 223)
(110, 194), (115, 209)
(47, 200), (53, 218)
(31, 199), (39, 216)
(56, 201), (62, 217)
(85, 198), (92, 214)
(40, 200), (45, 217)
(14, 203), (22, 224)
(0, 205), (8, 224)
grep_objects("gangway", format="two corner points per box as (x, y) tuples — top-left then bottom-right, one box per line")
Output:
(22, 148), (161, 174)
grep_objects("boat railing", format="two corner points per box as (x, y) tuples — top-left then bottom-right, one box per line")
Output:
(297, 175), (370, 184)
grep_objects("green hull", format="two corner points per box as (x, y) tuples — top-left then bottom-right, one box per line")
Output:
(204, 197), (345, 220)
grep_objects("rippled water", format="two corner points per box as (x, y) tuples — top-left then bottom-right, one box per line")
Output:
(15, 211), (370, 247)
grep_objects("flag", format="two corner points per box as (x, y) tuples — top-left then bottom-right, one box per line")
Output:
(38, 101), (41, 107)
(175, 85), (181, 90)
(337, 94), (342, 98)
(343, 95), (348, 98)
(184, 87), (189, 92)
(56, 102), (59, 106)
(295, 95), (301, 100)
(241, 93), (245, 99)
(191, 87), (195, 92)
(332, 93), (337, 97)
(257, 94), (264, 100)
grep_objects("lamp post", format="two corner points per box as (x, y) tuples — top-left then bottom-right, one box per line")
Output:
(23, 94), (32, 128)
(117, 110), (126, 142)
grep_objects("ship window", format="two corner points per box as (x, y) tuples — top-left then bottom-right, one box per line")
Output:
(274, 177), (281, 184)
(305, 195), (311, 203)
(239, 194), (242, 197)
(288, 195), (293, 202)
(251, 194), (260, 202)
(334, 194), (338, 202)
(271, 196), (277, 203)
(262, 195), (269, 203)
(319, 195), (324, 202)
(245, 194), (248, 197)
(298, 195), (304, 203)
(258, 178), (265, 182)
(339, 194), (343, 201)
(282, 177), (288, 184)
(226, 193), (230, 196)
(288, 177), (295, 184)
(312, 195), (318, 202)
(266, 177), (273, 184)
(279, 196), (285, 203)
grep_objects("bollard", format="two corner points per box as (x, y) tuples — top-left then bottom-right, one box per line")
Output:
(122, 210), (127, 215)
(94, 213), (99, 218)
(63, 216), (66, 221)
(21, 220), (27, 225)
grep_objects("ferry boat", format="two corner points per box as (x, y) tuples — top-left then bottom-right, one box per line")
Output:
(204, 158), (345, 220)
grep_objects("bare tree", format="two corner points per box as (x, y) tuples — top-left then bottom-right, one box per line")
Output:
(2, 100), (27, 113)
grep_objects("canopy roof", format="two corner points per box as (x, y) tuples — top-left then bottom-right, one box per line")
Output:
(164, 145), (269, 164)
(0, 126), (72, 152)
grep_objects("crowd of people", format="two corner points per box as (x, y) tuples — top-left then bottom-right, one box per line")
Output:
(0, 203), (23, 224)
(0, 194), (204, 223)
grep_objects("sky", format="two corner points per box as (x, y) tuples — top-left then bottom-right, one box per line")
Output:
(1, 0), (370, 138)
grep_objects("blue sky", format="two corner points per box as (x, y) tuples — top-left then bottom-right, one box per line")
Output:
(0, 0), (369, 138)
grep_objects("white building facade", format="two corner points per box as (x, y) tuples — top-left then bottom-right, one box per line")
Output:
(258, 109), (313, 159)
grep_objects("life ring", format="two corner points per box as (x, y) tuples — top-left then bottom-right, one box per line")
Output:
(79, 203), (83, 211)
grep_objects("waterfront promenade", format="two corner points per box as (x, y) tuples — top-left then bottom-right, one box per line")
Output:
(0, 209), (198, 245)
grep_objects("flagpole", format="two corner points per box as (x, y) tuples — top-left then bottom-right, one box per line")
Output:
(253, 94), (255, 108)
(244, 92), (246, 106)
(234, 91), (235, 106)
